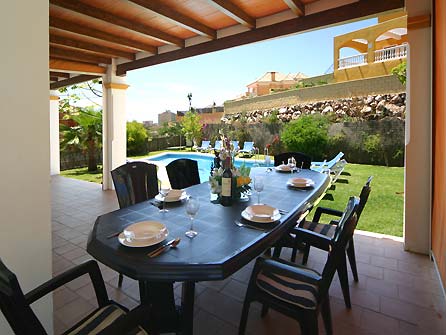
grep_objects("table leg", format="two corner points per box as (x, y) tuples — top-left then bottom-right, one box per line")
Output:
(181, 281), (196, 335)
(138, 281), (180, 334)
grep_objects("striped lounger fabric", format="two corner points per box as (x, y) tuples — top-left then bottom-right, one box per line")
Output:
(256, 266), (320, 310)
(301, 221), (337, 238)
(65, 304), (147, 335)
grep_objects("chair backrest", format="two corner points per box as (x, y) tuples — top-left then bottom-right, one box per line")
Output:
(241, 141), (254, 151)
(326, 152), (344, 168)
(357, 176), (373, 219)
(111, 161), (159, 209)
(213, 140), (222, 150)
(231, 141), (239, 150)
(0, 259), (48, 334)
(201, 140), (210, 148)
(273, 152), (312, 169)
(166, 158), (201, 189)
(319, 196), (360, 297)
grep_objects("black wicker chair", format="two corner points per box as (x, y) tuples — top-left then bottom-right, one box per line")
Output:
(273, 152), (312, 169)
(239, 197), (360, 335)
(111, 161), (159, 286)
(0, 259), (149, 335)
(166, 158), (200, 189)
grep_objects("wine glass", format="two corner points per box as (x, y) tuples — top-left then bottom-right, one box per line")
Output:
(253, 175), (264, 204)
(159, 187), (170, 213)
(185, 196), (200, 238)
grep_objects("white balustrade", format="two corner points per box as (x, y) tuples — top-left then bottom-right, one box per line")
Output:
(338, 53), (367, 69)
(374, 44), (408, 62)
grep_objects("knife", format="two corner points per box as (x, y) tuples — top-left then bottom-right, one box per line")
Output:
(147, 239), (175, 257)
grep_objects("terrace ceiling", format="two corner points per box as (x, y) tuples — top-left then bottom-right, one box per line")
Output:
(49, 0), (405, 89)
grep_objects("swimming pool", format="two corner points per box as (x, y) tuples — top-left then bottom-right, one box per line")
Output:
(147, 152), (267, 183)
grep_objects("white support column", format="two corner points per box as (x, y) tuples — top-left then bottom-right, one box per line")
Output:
(102, 60), (129, 190)
(49, 90), (60, 175)
(404, 0), (432, 254)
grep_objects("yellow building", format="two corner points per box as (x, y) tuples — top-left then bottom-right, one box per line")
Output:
(334, 13), (407, 82)
(246, 71), (307, 97)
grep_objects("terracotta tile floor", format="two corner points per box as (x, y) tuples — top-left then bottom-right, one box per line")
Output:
(51, 176), (446, 334)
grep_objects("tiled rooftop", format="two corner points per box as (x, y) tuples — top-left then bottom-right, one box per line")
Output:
(51, 176), (446, 334)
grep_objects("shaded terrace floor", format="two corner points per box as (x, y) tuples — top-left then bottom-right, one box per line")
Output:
(51, 176), (446, 334)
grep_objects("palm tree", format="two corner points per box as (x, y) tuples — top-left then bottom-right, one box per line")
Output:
(60, 106), (102, 172)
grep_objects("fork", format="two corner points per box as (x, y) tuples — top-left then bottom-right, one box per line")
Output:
(234, 220), (267, 231)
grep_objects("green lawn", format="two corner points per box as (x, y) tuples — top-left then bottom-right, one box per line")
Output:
(309, 163), (404, 237)
(60, 157), (404, 237)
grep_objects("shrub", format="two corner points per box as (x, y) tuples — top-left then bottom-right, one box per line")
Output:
(127, 121), (149, 156)
(391, 61), (406, 85)
(363, 134), (382, 164)
(281, 115), (329, 160)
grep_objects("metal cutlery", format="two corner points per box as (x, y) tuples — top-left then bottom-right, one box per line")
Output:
(148, 237), (181, 258)
(234, 220), (267, 231)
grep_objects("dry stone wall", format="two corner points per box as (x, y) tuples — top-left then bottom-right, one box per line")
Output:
(222, 92), (406, 124)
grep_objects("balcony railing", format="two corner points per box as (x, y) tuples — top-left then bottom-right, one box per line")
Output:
(338, 53), (367, 69)
(374, 44), (408, 62)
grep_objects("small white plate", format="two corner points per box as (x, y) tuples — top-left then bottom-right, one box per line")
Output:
(241, 205), (281, 223)
(155, 190), (187, 203)
(275, 165), (293, 173)
(287, 177), (315, 188)
(119, 221), (168, 248)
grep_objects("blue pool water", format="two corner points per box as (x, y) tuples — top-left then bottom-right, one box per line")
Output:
(147, 152), (266, 182)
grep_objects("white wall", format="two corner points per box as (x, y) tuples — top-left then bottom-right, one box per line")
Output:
(0, 1), (53, 334)
(50, 91), (60, 175)
(404, 0), (432, 254)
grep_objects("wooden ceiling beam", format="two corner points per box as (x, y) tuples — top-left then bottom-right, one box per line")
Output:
(50, 17), (157, 54)
(50, 76), (59, 82)
(50, 0), (183, 47)
(50, 46), (112, 64)
(282, 0), (305, 17)
(50, 58), (107, 75)
(50, 74), (100, 90)
(207, 0), (255, 28)
(50, 71), (70, 78)
(50, 34), (135, 60)
(117, 0), (405, 76)
(129, 0), (216, 39)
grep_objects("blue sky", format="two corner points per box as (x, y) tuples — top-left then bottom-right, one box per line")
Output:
(123, 17), (377, 122)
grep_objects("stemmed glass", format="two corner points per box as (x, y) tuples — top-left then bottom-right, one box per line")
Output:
(253, 175), (264, 204)
(185, 196), (200, 238)
(159, 187), (170, 213)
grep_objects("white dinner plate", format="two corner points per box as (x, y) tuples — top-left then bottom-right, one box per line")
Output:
(287, 177), (315, 188)
(118, 221), (168, 247)
(241, 205), (281, 223)
(275, 165), (293, 173)
(155, 189), (187, 203)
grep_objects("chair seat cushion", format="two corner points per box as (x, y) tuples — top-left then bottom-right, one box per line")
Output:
(64, 304), (147, 335)
(302, 220), (337, 238)
(256, 266), (319, 310)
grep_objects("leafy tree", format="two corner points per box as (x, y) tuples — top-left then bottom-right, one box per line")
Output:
(181, 111), (202, 148)
(281, 115), (329, 160)
(159, 122), (183, 137)
(391, 61), (406, 85)
(127, 121), (149, 156)
(60, 106), (102, 172)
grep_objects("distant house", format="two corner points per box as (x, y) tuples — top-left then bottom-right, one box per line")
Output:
(143, 120), (154, 127)
(177, 104), (224, 124)
(246, 71), (308, 97)
(158, 110), (176, 125)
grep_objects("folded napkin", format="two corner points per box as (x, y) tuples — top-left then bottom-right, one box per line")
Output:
(164, 189), (184, 201)
(245, 205), (279, 222)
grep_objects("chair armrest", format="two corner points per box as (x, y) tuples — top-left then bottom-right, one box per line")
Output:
(97, 305), (150, 335)
(258, 257), (322, 286)
(293, 227), (332, 251)
(312, 207), (343, 223)
(25, 260), (108, 308)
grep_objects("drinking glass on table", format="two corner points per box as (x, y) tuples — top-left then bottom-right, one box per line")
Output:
(159, 187), (170, 213)
(253, 175), (264, 204)
(185, 196), (200, 238)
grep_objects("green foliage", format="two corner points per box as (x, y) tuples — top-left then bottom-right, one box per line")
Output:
(391, 61), (406, 85)
(230, 112), (251, 145)
(363, 134), (383, 164)
(60, 106), (102, 172)
(265, 109), (279, 125)
(281, 115), (329, 160)
(181, 110), (202, 145)
(127, 121), (149, 156)
(159, 122), (183, 137)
